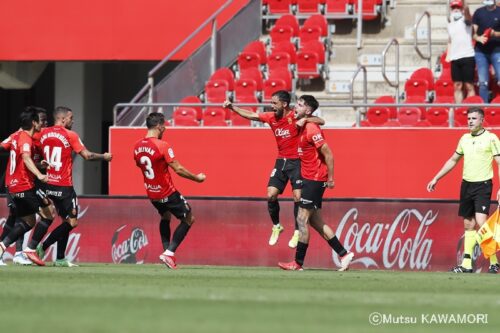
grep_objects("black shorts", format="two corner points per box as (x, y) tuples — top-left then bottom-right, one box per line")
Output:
(34, 181), (50, 208)
(451, 57), (475, 83)
(151, 191), (191, 220)
(9, 189), (41, 217)
(267, 158), (302, 193)
(459, 179), (492, 218)
(45, 184), (78, 219)
(299, 179), (327, 210)
(5, 187), (15, 210)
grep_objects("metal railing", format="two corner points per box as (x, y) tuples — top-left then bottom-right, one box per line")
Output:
(349, 64), (367, 127)
(381, 38), (400, 103)
(113, 102), (500, 128)
(414, 11), (432, 69)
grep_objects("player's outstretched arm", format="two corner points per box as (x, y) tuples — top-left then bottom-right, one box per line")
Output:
(319, 143), (334, 189)
(223, 100), (260, 121)
(79, 149), (113, 162)
(168, 160), (206, 183)
(22, 153), (47, 183)
(296, 116), (325, 127)
(427, 153), (462, 192)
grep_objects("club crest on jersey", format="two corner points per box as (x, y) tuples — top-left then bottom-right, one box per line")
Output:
(275, 128), (290, 138)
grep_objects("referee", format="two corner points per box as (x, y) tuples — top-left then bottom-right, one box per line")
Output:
(427, 107), (500, 273)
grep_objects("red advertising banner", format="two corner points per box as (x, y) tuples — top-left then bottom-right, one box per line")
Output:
(0, 197), (494, 272)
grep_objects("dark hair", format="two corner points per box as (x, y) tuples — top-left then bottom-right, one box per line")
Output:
(146, 112), (165, 129)
(299, 95), (319, 112)
(53, 106), (72, 118)
(467, 107), (484, 117)
(20, 107), (40, 130)
(272, 90), (291, 106)
(25, 106), (47, 115)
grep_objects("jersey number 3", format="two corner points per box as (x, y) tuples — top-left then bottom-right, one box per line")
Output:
(140, 156), (155, 179)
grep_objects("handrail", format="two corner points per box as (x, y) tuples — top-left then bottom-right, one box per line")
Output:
(414, 11), (432, 69)
(349, 65), (367, 127)
(381, 38), (400, 103)
(114, 102), (498, 128)
(129, 0), (234, 105)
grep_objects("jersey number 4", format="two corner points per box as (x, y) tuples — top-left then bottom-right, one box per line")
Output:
(140, 156), (155, 179)
(43, 146), (63, 171)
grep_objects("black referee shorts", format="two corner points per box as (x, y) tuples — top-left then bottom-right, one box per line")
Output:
(458, 179), (492, 218)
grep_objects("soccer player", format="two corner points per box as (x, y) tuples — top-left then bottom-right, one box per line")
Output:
(0, 106), (53, 266)
(427, 107), (500, 273)
(32, 106), (112, 267)
(223, 91), (324, 248)
(278, 95), (354, 271)
(133, 112), (205, 269)
(0, 108), (50, 265)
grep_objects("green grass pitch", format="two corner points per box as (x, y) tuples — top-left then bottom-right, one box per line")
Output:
(0, 264), (499, 333)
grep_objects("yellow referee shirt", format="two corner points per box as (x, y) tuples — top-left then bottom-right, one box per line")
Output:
(456, 129), (500, 182)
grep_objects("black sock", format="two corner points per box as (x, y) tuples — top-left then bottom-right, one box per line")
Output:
(267, 200), (280, 225)
(57, 230), (71, 260)
(328, 236), (347, 257)
(15, 237), (23, 252)
(295, 241), (309, 266)
(293, 202), (299, 230)
(42, 222), (72, 251)
(3, 220), (32, 247)
(167, 222), (191, 253)
(28, 218), (53, 249)
(0, 214), (16, 242)
(159, 219), (171, 251)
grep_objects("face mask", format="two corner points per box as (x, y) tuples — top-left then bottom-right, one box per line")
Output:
(483, 0), (495, 6)
(451, 12), (463, 21)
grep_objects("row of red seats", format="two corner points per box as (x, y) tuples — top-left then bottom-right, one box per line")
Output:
(263, 0), (383, 21)
(362, 95), (500, 127)
(170, 107), (252, 127)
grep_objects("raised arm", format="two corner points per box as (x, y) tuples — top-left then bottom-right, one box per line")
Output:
(223, 100), (261, 121)
(319, 143), (334, 189)
(79, 149), (113, 162)
(296, 116), (325, 127)
(168, 160), (206, 183)
(427, 152), (462, 192)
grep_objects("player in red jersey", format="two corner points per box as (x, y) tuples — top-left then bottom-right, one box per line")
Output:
(0, 108), (51, 265)
(223, 91), (324, 248)
(278, 95), (354, 271)
(33, 106), (112, 267)
(134, 112), (205, 269)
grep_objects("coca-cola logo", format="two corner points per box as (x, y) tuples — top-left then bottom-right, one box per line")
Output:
(275, 128), (290, 138)
(332, 208), (435, 270)
(111, 225), (149, 264)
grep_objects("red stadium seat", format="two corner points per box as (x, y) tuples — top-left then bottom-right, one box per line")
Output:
(179, 96), (203, 120)
(303, 15), (328, 38)
(384, 119), (401, 127)
(268, 52), (292, 72)
(209, 68), (235, 91)
(426, 108), (449, 127)
(173, 107), (197, 119)
(268, 68), (293, 90)
(240, 68), (264, 91)
(296, 0), (322, 14)
(173, 113), (199, 126)
(439, 51), (451, 72)
(243, 41), (267, 66)
(410, 67), (435, 90)
(372, 95), (396, 118)
(434, 78), (454, 100)
(404, 96), (427, 119)
(205, 80), (229, 103)
(203, 108), (228, 126)
(267, 0), (293, 14)
(300, 40), (325, 64)
(325, 0), (353, 15)
(404, 79), (429, 101)
(234, 79), (258, 101)
(263, 79), (288, 101)
(296, 52), (320, 78)
(366, 107), (390, 126)
(299, 25), (323, 44)
(271, 41), (297, 64)
(485, 96), (500, 126)
(237, 52), (261, 71)
(231, 112), (252, 126)
(353, 0), (381, 21)
(270, 25), (294, 44)
(397, 107), (421, 126)
(234, 95), (259, 113)
(274, 15), (300, 37)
